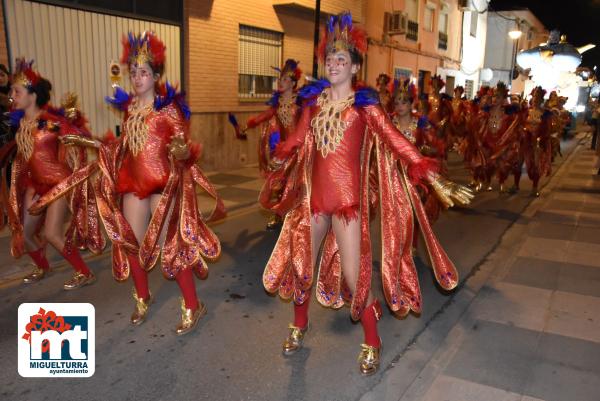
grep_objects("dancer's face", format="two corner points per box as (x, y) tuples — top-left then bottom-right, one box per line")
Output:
(394, 98), (412, 116)
(325, 50), (358, 86)
(129, 62), (157, 97)
(9, 84), (35, 110)
(0, 71), (9, 87)
(278, 75), (294, 93)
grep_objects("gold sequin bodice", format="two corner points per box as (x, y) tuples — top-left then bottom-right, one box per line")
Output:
(311, 90), (355, 158)
(277, 95), (297, 129)
(123, 100), (153, 156)
(16, 118), (37, 160)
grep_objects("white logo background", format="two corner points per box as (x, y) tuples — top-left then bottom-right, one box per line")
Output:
(18, 303), (95, 378)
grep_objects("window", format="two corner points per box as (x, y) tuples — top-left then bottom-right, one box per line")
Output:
(406, 0), (419, 21)
(405, 0), (419, 41)
(465, 79), (474, 99)
(393, 67), (413, 81)
(31, 0), (183, 24)
(439, 11), (449, 34)
(238, 25), (283, 100)
(424, 6), (434, 32)
(470, 11), (478, 37)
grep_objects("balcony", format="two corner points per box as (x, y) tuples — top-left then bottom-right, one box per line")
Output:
(438, 32), (448, 50)
(407, 20), (418, 41)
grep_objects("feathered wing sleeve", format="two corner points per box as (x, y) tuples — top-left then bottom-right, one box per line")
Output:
(247, 107), (276, 129)
(362, 104), (439, 183)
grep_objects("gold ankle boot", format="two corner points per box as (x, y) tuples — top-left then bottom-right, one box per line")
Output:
(63, 272), (96, 290)
(358, 342), (382, 376)
(175, 298), (206, 336)
(130, 288), (152, 325)
(266, 214), (282, 230)
(23, 265), (48, 284)
(282, 323), (309, 355)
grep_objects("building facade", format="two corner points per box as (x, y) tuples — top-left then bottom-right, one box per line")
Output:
(1, 0), (478, 171)
(483, 7), (549, 94)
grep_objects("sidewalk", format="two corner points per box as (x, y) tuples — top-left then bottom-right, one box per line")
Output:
(361, 138), (600, 400)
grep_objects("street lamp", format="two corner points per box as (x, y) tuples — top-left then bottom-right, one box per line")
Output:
(508, 24), (522, 86)
(508, 30), (523, 40)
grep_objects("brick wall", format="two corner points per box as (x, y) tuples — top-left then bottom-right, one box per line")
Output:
(184, 0), (366, 171)
(0, 2), (9, 67)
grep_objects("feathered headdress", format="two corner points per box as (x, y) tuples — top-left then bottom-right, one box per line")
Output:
(476, 85), (492, 99)
(272, 59), (302, 82)
(494, 82), (508, 99)
(430, 74), (445, 91)
(391, 79), (417, 103)
(121, 31), (167, 75)
(317, 12), (368, 61)
(530, 86), (546, 98)
(13, 58), (41, 89)
(376, 73), (391, 86)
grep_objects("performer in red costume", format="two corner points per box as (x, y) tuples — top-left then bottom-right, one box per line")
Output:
(4, 59), (104, 289)
(42, 32), (225, 335)
(260, 13), (473, 375)
(460, 86), (491, 190)
(391, 79), (446, 227)
(448, 86), (468, 149)
(375, 73), (392, 111)
(520, 86), (552, 196)
(235, 59), (303, 229)
(426, 75), (452, 152)
(478, 82), (520, 193)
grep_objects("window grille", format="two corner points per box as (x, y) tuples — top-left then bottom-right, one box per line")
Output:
(238, 25), (283, 100)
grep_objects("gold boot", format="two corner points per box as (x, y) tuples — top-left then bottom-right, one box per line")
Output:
(63, 272), (96, 290)
(282, 323), (309, 355)
(175, 298), (207, 336)
(358, 342), (382, 376)
(23, 265), (48, 284)
(266, 214), (282, 230)
(130, 288), (153, 326)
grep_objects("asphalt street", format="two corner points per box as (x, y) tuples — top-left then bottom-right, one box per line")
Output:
(0, 138), (580, 401)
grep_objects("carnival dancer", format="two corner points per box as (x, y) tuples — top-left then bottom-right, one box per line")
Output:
(520, 86), (552, 196)
(5, 59), (104, 289)
(40, 32), (225, 334)
(460, 86), (491, 191)
(260, 13), (473, 375)
(482, 83), (520, 193)
(448, 86), (468, 149)
(232, 59), (303, 230)
(426, 75), (452, 153)
(375, 73), (392, 111)
(391, 79), (447, 229)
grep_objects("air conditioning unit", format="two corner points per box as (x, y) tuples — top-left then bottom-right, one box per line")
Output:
(384, 11), (407, 35)
(458, 0), (471, 11)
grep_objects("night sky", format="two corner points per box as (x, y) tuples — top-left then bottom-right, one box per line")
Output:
(489, 0), (600, 68)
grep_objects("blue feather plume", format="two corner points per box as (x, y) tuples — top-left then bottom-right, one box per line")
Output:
(266, 91), (281, 107)
(354, 86), (379, 107)
(269, 131), (281, 152)
(7, 109), (24, 128)
(105, 86), (131, 111)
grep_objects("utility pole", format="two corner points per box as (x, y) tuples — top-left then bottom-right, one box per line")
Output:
(312, 0), (321, 78)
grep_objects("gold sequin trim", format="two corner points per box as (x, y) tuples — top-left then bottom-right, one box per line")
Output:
(16, 118), (37, 161)
(311, 90), (355, 158)
(124, 100), (153, 156)
(393, 115), (418, 144)
(277, 94), (297, 129)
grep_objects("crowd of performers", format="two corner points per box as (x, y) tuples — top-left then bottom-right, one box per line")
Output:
(0, 9), (572, 376)
(376, 74), (570, 198)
